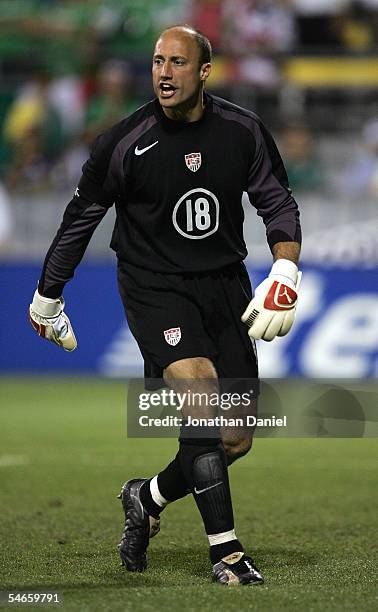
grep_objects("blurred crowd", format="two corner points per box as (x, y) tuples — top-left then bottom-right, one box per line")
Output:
(0, 59), (140, 193)
(0, 0), (377, 251)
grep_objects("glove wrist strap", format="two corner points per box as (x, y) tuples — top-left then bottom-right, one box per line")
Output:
(31, 290), (64, 318)
(270, 259), (298, 287)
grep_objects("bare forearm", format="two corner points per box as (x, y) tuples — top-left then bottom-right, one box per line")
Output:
(272, 241), (301, 265)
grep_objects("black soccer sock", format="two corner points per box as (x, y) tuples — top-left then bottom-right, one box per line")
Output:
(178, 424), (243, 564)
(157, 453), (190, 502)
(139, 454), (190, 520)
(209, 540), (244, 564)
(139, 479), (164, 519)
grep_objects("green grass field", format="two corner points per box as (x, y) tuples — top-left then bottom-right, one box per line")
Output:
(0, 379), (377, 611)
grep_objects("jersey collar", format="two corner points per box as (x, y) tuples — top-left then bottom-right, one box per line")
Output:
(154, 93), (212, 131)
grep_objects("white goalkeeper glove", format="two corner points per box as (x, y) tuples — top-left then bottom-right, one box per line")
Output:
(29, 289), (77, 351)
(241, 259), (302, 342)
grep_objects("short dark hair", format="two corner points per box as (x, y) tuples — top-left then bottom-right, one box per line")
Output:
(161, 24), (212, 66)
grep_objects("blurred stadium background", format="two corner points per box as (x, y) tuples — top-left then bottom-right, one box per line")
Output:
(0, 0), (377, 378)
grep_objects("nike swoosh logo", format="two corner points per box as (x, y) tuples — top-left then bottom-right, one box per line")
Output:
(194, 481), (223, 495)
(135, 141), (159, 156)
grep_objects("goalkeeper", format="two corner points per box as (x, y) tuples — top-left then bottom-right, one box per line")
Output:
(29, 25), (301, 586)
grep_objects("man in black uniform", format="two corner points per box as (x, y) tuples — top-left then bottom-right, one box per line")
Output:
(29, 25), (301, 585)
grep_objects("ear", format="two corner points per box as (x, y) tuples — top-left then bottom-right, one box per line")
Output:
(200, 62), (212, 82)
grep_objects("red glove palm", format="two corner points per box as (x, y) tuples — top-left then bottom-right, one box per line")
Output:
(242, 260), (301, 342)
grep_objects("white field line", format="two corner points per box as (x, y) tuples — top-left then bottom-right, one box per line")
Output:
(0, 455), (29, 467)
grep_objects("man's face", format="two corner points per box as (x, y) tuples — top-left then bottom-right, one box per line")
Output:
(152, 29), (210, 113)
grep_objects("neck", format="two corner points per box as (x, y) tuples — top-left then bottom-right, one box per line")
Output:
(162, 90), (205, 123)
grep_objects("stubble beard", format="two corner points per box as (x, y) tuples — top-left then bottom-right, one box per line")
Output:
(160, 84), (204, 122)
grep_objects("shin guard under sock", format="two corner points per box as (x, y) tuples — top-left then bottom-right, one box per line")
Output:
(178, 430), (243, 561)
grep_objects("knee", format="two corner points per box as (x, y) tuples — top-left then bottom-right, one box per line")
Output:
(223, 436), (253, 464)
(164, 357), (217, 387)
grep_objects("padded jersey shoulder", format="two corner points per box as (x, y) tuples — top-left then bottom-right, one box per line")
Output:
(210, 94), (264, 130)
(89, 98), (157, 161)
(210, 94), (290, 191)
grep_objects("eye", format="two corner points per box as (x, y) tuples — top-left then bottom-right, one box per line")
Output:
(154, 58), (163, 65)
(174, 59), (185, 66)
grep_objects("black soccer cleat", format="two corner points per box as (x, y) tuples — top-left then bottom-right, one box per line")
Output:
(212, 552), (264, 586)
(118, 479), (160, 572)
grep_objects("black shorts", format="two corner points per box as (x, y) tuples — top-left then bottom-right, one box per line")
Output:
(117, 260), (258, 387)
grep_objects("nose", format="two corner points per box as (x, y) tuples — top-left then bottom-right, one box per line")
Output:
(160, 61), (172, 79)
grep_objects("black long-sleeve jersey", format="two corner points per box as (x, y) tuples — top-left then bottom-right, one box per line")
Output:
(39, 93), (301, 298)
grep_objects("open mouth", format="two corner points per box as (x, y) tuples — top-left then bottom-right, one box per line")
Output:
(159, 83), (177, 98)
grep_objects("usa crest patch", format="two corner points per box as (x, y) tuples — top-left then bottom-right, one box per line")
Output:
(164, 327), (181, 346)
(185, 152), (201, 172)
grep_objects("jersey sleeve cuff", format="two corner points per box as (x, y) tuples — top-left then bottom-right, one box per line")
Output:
(267, 228), (302, 251)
